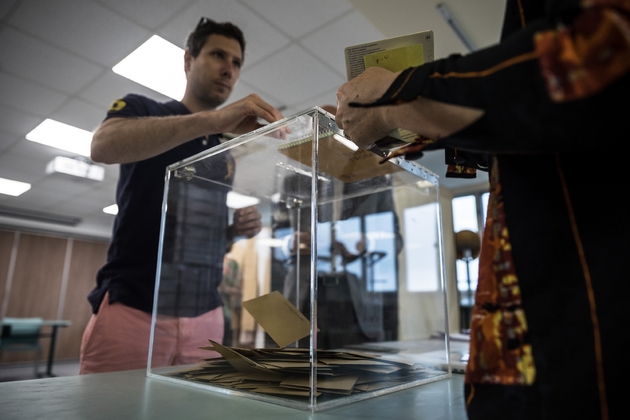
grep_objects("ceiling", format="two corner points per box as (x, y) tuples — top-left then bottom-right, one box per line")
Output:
(0, 0), (504, 241)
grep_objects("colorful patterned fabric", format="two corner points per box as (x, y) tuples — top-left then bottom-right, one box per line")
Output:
(536, 0), (630, 102)
(359, 0), (630, 418)
(466, 158), (535, 386)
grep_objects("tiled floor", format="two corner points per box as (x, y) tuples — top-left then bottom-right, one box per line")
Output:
(0, 359), (80, 382)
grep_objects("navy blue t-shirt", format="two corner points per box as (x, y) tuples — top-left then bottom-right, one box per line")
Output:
(88, 94), (231, 315)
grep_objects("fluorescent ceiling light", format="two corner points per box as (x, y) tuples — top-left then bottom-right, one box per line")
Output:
(26, 119), (92, 157)
(46, 156), (104, 181)
(227, 191), (260, 209)
(0, 177), (31, 197)
(103, 204), (118, 215)
(113, 35), (186, 99)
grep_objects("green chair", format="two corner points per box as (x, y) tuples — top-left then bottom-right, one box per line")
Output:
(0, 317), (43, 378)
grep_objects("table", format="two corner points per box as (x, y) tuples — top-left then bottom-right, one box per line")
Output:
(40, 320), (71, 377)
(0, 368), (467, 419)
(1, 319), (71, 377)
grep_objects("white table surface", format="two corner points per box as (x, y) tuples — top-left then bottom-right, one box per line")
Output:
(0, 368), (468, 420)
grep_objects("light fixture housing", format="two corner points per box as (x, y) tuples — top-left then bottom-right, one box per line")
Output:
(46, 156), (105, 181)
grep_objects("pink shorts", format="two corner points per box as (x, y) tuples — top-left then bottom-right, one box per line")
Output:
(79, 293), (223, 374)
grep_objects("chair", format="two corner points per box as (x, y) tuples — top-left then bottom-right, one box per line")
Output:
(0, 317), (43, 378)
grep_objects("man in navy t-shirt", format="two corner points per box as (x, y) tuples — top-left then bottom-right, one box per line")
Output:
(80, 18), (285, 374)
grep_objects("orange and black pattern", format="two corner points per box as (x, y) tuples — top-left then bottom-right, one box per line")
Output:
(465, 158), (535, 386)
(536, 0), (630, 102)
(446, 163), (477, 178)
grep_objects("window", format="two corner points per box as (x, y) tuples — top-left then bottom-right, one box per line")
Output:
(452, 192), (488, 295)
(404, 203), (440, 292)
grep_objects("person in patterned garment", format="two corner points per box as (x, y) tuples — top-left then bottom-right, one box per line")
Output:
(336, 0), (630, 418)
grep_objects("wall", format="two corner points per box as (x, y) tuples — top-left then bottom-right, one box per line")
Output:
(0, 228), (108, 364)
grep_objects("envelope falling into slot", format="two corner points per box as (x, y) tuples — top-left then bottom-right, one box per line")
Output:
(241, 290), (311, 348)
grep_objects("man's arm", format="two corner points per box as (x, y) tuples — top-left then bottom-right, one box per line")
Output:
(91, 94), (285, 164)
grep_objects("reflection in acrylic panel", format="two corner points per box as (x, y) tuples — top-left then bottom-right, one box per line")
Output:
(404, 203), (439, 292)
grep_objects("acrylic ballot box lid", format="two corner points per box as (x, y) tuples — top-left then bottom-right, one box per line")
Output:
(148, 107), (451, 412)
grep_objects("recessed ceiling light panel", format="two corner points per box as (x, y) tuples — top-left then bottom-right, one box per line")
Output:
(103, 204), (118, 215)
(0, 177), (31, 197)
(26, 119), (92, 157)
(113, 35), (186, 99)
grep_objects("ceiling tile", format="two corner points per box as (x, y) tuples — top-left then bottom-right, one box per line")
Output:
(49, 98), (107, 132)
(443, 0), (505, 49)
(36, 175), (103, 200)
(0, 105), (42, 136)
(0, 196), (43, 211)
(0, 0), (16, 19)
(240, 0), (354, 39)
(93, 0), (196, 30)
(222, 79), (284, 110)
(12, 177), (111, 230)
(78, 71), (172, 110)
(0, 130), (21, 154)
(0, 150), (48, 184)
(0, 27), (105, 94)
(285, 87), (338, 116)
(52, 182), (116, 213)
(0, 73), (68, 116)
(8, 186), (77, 211)
(9, 0), (151, 67)
(157, 0), (291, 66)
(11, 135), (82, 164)
(241, 44), (345, 108)
(300, 10), (384, 79)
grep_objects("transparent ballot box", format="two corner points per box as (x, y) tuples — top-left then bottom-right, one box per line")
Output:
(148, 107), (450, 411)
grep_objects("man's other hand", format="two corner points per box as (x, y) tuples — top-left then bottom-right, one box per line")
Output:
(233, 205), (262, 238)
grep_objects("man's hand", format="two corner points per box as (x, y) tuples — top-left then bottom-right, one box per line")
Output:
(335, 67), (400, 149)
(290, 231), (311, 255)
(91, 94), (289, 165)
(212, 94), (286, 136)
(233, 206), (262, 238)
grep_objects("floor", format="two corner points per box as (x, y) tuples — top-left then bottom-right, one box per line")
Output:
(0, 359), (80, 382)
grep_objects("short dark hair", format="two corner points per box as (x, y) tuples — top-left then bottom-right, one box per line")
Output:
(185, 17), (245, 59)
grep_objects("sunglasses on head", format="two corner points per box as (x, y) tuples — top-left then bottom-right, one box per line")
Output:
(195, 17), (215, 31)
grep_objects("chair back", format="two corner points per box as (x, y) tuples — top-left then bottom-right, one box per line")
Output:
(1, 317), (43, 349)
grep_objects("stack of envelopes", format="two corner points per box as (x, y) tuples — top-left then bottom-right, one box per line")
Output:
(167, 340), (440, 398)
